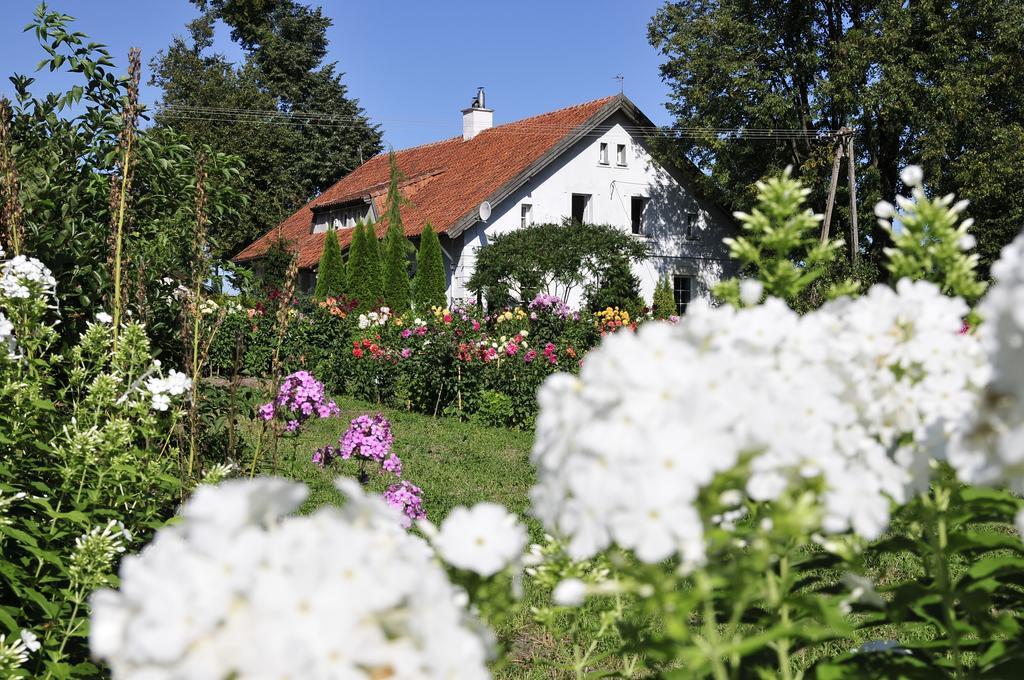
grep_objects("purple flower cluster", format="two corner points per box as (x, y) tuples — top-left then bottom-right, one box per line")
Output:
(312, 413), (428, 528)
(258, 371), (339, 433)
(314, 414), (402, 477)
(528, 293), (572, 320)
(383, 481), (426, 528)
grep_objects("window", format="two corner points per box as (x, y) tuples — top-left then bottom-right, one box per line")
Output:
(571, 193), (591, 223)
(616, 144), (627, 166)
(521, 203), (533, 228)
(598, 142), (609, 165)
(631, 196), (647, 235)
(300, 269), (316, 294)
(672, 274), (693, 315)
(685, 212), (699, 239)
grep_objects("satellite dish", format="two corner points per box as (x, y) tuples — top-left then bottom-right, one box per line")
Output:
(478, 201), (492, 222)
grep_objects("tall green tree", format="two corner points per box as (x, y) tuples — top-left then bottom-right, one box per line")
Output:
(381, 152), (412, 311)
(4, 7), (244, 353)
(347, 222), (382, 310)
(151, 0), (382, 257)
(649, 0), (1024, 273)
(412, 222), (447, 311)
(313, 228), (346, 300)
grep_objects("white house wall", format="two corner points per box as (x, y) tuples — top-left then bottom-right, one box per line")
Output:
(448, 110), (738, 309)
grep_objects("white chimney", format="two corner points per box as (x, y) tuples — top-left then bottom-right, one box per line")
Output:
(462, 87), (493, 141)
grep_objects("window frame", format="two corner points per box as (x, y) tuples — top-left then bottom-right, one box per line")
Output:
(570, 193), (591, 224)
(672, 274), (694, 315)
(521, 202), (533, 228)
(598, 142), (609, 165)
(616, 143), (627, 166)
(630, 195), (648, 236)
(685, 211), (700, 240)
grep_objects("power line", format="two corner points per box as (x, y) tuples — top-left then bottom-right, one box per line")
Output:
(152, 103), (847, 142)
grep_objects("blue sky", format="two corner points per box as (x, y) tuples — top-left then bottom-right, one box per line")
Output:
(0, 0), (673, 150)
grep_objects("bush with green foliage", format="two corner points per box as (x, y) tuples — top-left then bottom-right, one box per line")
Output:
(468, 220), (649, 306)
(313, 228), (346, 300)
(585, 256), (643, 315)
(346, 222), (383, 310)
(0, 258), (189, 677)
(412, 222), (447, 311)
(381, 152), (413, 312)
(3, 7), (243, 358)
(651, 274), (676, 318)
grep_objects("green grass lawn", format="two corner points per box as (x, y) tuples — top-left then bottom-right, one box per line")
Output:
(263, 394), (537, 524)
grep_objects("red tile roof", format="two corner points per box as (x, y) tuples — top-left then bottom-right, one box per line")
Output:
(235, 95), (620, 268)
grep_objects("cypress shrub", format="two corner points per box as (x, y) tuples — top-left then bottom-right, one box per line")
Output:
(586, 256), (643, 314)
(313, 228), (346, 300)
(412, 222), (447, 310)
(652, 274), (677, 319)
(381, 153), (412, 311)
(347, 221), (383, 310)
(383, 223), (412, 312)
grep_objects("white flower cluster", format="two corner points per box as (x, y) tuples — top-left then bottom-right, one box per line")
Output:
(0, 629), (40, 674)
(949, 234), (1024, 498)
(358, 306), (393, 329)
(531, 280), (983, 565)
(90, 478), (492, 679)
(144, 368), (192, 411)
(0, 311), (16, 360)
(0, 255), (56, 299)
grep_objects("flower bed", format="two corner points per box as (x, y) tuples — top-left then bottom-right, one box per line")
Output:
(211, 294), (638, 428)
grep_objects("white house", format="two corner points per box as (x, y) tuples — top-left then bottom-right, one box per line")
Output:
(235, 91), (738, 314)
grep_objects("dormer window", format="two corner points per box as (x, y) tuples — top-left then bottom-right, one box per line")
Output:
(311, 201), (373, 233)
(599, 142), (609, 165)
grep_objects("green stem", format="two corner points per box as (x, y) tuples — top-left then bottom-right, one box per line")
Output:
(774, 555), (794, 680)
(927, 487), (965, 678)
(248, 421), (266, 479)
(696, 571), (730, 680)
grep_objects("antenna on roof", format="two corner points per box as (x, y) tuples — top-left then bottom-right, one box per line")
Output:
(614, 74), (624, 94)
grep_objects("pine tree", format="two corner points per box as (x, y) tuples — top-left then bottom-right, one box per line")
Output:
(313, 228), (346, 300)
(347, 221), (383, 310)
(412, 222), (447, 311)
(382, 152), (412, 311)
(586, 256), (642, 315)
(652, 274), (677, 319)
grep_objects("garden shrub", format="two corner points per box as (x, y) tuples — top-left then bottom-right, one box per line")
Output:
(381, 152), (412, 313)
(651, 274), (676, 319)
(412, 222), (446, 311)
(0, 255), (191, 677)
(312, 228), (346, 300)
(585, 255), (643, 315)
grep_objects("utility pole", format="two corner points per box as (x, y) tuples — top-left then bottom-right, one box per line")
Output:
(819, 127), (859, 265)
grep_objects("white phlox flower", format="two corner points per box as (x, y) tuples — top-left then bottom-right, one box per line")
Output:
(431, 503), (528, 577)
(949, 233), (1024, 494)
(531, 279), (984, 565)
(90, 477), (493, 679)
(0, 255), (56, 300)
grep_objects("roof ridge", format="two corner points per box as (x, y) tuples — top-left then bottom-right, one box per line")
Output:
(373, 94), (621, 157)
(489, 94), (619, 130)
